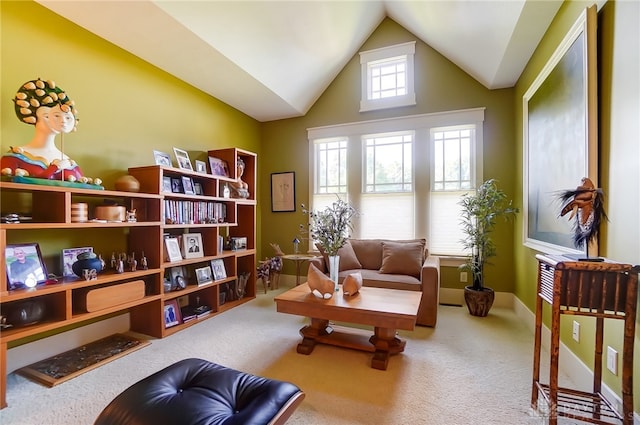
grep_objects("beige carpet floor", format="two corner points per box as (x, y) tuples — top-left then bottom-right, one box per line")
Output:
(1, 287), (583, 425)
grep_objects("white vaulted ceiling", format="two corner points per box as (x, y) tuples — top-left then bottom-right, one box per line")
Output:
(36, 0), (562, 122)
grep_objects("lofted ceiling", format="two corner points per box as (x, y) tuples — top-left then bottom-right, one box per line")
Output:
(37, 0), (562, 122)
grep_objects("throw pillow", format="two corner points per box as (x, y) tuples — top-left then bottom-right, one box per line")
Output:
(316, 240), (362, 271)
(379, 241), (424, 278)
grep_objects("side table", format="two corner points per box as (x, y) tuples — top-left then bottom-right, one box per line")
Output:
(531, 254), (639, 424)
(281, 254), (316, 286)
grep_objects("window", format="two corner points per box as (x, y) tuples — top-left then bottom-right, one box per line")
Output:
(308, 108), (484, 256)
(360, 42), (416, 112)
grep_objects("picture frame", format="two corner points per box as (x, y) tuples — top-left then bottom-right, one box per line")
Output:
(208, 157), (229, 177)
(195, 265), (213, 286)
(182, 176), (195, 195)
(173, 147), (193, 171)
(153, 150), (172, 167)
(182, 233), (204, 259)
(210, 258), (227, 281)
(523, 6), (597, 255)
(5, 243), (48, 290)
(271, 171), (295, 212)
(193, 182), (203, 196)
(169, 266), (187, 290)
(164, 299), (182, 328)
(164, 237), (183, 262)
(162, 176), (172, 193)
(61, 247), (93, 278)
(195, 160), (207, 174)
(171, 177), (183, 193)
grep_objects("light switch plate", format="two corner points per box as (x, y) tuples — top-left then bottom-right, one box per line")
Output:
(607, 346), (618, 375)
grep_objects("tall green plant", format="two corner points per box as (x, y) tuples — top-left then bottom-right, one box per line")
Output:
(458, 179), (518, 290)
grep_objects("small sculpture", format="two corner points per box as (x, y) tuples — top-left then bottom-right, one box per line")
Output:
(228, 158), (249, 198)
(307, 263), (334, 299)
(269, 242), (285, 257)
(140, 252), (148, 270)
(342, 272), (363, 296)
(126, 209), (137, 222)
(128, 253), (137, 272)
(558, 177), (607, 251)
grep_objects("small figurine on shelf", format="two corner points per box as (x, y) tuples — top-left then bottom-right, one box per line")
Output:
(110, 252), (117, 270)
(128, 253), (137, 272)
(116, 256), (124, 274)
(228, 158), (249, 199)
(126, 209), (137, 223)
(140, 251), (148, 270)
(98, 253), (106, 271)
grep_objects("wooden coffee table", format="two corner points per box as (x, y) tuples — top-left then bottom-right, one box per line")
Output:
(275, 283), (421, 370)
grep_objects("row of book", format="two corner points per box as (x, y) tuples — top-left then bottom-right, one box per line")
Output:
(164, 200), (227, 225)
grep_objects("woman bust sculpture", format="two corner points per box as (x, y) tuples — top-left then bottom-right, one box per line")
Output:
(1, 78), (98, 184)
(228, 157), (249, 198)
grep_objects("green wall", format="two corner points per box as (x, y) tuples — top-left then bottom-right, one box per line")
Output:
(1, 0), (262, 263)
(260, 18), (518, 289)
(513, 0), (640, 406)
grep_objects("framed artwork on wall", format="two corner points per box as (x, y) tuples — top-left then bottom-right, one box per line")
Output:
(523, 5), (598, 255)
(271, 171), (295, 212)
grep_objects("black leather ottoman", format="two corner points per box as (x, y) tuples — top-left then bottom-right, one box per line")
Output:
(94, 358), (304, 425)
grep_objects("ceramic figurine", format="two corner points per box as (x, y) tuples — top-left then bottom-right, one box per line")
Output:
(126, 209), (137, 222)
(1, 78), (101, 185)
(229, 158), (249, 198)
(342, 272), (363, 296)
(307, 263), (334, 299)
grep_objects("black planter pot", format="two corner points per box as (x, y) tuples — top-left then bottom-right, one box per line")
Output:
(464, 286), (495, 317)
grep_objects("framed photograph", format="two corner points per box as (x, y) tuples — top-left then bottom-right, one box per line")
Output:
(193, 182), (203, 196)
(195, 160), (207, 174)
(182, 233), (204, 259)
(61, 247), (93, 278)
(162, 176), (172, 193)
(5, 243), (48, 290)
(230, 236), (247, 251)
(210, 258), (227, 280)
(173, 147), (193, 171)
(182, 176), (195, 195)
(153, 150), (172, 167)
(164, 237), (183, 262)
(195, 266), (213, 286)
(171, 177), (183, 193)
(164, 299), (182, 328)
(523, 6), (597, 255)
(271, 172), (295, 212)
(169, 266), (188, 290)
(208, 157), (229, 177)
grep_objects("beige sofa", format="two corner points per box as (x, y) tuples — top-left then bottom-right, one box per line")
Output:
(310, 238), (439, 327)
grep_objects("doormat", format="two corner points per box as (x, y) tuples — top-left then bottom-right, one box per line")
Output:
(18, 333), (150, 387)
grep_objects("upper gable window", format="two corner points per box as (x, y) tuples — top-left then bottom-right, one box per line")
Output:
(360, 41), (416, 112)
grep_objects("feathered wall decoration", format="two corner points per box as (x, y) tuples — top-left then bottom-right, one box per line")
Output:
(557, 177), (607, 251)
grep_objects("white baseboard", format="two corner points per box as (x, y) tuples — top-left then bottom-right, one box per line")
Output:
(439, 287), (514, 309)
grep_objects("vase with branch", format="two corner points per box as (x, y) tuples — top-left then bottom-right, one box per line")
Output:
(300, 199), (356, 291)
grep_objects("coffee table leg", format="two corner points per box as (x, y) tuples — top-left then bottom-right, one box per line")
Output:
(297, 318), (332, 355)
(369, 327), (406, 370)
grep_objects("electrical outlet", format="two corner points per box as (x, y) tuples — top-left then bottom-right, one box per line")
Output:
(460, 272), (468, 283)
(572, 321), (580, 342)
(607, 346), (618, 375)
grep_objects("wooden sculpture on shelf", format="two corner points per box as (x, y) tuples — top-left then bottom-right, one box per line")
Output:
(342, 272), (362, 296)
(307, 263), (334, 299)
(1, 78), (101, 186)
(558, 177), (607, 251)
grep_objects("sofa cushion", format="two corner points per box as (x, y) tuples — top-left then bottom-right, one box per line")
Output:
(379, 240), (425, 278)
(338, 269), (421, 290)
(316, 240), (362, 272)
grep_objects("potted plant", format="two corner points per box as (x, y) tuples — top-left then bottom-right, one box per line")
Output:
(301, 199), (356, 289)
(458, 179), (518, 317)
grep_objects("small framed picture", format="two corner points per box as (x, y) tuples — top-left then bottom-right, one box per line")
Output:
(153, 150), (172, 167)
(173, 148), (193, 171)
(162, 176), (172, 193)
(164, 299), (182, 328)
(195, 160), (207, 174)
(211, 258), (227, 280)
(182, 176), (195, 195)
(5, 243), (48, 290)
(164, 237), (183, 262)
(171, 177), (183, 193)
(208, 157), (229, 177)
(271, 171), (296, 212)
(182, 233), (204, 259)
(169, 266), (187, 290)
(193, 182), (203, 196)
(195, 266), (213, 286)
(61, 247), (93, 278)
